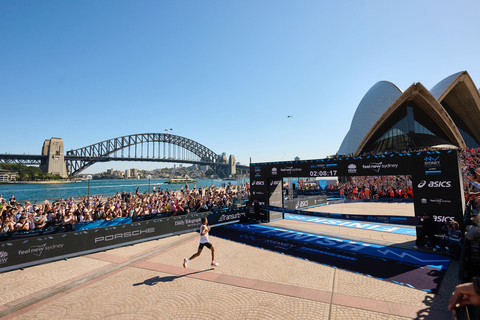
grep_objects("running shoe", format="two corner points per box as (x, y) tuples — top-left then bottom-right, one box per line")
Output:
(211, 261), (219, 267)
(183, 258), (188, 268)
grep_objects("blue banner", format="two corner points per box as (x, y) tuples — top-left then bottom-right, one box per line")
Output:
(227, 223), (449, 270)
(75, 217), (133, 230)
(285, 214), (417, 236)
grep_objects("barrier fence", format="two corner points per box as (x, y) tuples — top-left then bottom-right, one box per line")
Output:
(0, 207), (247, 273)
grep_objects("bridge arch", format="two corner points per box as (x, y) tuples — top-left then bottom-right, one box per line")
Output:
(65, 133), (227, 176)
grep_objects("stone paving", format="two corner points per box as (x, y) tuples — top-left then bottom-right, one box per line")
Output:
(0, 202), (458, 320)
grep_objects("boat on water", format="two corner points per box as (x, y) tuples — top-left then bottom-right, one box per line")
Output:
(165, 178), (197, 184)
(222, 177), (236, 181)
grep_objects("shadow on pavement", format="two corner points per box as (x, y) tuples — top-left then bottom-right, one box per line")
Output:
(132, 269), (212, 286)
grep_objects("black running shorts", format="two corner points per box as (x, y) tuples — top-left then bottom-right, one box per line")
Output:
(199, 242), (213, 250)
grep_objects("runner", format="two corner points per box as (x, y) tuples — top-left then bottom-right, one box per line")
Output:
(183, 217), (218, 268)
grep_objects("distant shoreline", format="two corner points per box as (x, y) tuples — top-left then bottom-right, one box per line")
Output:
(2, 180), (83, 185)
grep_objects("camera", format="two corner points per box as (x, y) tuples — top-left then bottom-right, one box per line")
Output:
(470, 167), (477, 178)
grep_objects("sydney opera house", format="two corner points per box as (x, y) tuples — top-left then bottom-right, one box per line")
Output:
(337, 71), (480, 156)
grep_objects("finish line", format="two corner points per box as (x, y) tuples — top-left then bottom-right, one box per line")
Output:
(210, 223), (449, 292)
(285, 214), (417, 236)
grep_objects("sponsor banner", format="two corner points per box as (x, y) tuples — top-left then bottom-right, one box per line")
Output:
(268, 178), (283, 207)
(285, 214), (417, 236)
(250, 151), (456, 179)
(284, 196), (328, 210)
(411, 151), (464, 234)
(297, 189), (340, 196)
(207, 207), (248, 225)
(75, 217), (133, 231)
(0, 208), (245, 273)
(337, 198), (414, 204)
(226, 224), (449, 269)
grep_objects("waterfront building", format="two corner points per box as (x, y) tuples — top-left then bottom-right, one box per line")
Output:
(338, 71), (480, 156)
(0, 169), (17, 182)
(130, 168), (138, 177)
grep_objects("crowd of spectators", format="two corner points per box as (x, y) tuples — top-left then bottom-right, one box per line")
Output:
(337, 175), (413, 200)
(0, 182), (250, 234)
(459, 148), (480, 194)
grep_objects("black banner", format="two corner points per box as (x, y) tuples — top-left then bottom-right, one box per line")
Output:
(0, 208), (246, 273)
(283, 195), (328, 210)
(268, 178), (283, 207)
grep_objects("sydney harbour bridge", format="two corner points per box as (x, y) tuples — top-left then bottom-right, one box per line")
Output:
(0, 133), (249, 178)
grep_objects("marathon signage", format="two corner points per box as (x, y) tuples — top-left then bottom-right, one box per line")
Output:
(283, 195), (328, 210)
(251, 150), (465, 231)
(0, 208), (246, 273)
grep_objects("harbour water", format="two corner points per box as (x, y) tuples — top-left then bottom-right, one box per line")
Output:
(0, 178), (244, 204)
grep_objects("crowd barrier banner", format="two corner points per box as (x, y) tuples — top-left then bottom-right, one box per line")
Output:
(207, 207), (248, 225)
(296, 189), (340, 197)
(335, 198), (414, 204)
(0, 207), (246, 273)
(262, 205), (418, 226)
(75, 217), (133, 231)
(284, 195), (328, 210)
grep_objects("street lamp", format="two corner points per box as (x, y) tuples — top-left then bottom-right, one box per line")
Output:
(146, 175), (152, 195)
(86, 175), (92, 204)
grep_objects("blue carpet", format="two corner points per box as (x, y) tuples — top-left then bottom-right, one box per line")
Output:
(210, 223), (449, 292)
(285, 214), (417, 236)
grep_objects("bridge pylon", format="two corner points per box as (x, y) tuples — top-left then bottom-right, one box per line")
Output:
(40, 138), (68, 178)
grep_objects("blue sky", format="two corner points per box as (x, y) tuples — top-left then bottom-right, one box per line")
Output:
(2, 1), (480, 174)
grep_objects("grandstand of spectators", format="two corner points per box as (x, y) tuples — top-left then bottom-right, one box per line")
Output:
(0, 183), (250, 233)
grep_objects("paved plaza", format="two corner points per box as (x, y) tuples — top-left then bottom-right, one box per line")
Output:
(0, 202), (457, 319)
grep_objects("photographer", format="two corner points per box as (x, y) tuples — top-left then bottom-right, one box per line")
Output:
(414, 212), (437, 250)
(439, 221), (463, 258)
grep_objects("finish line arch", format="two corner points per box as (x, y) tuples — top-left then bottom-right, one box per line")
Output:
(250, 150), (465, 234)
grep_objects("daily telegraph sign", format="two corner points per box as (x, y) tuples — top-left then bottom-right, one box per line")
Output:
(251, 150), (465, 233)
